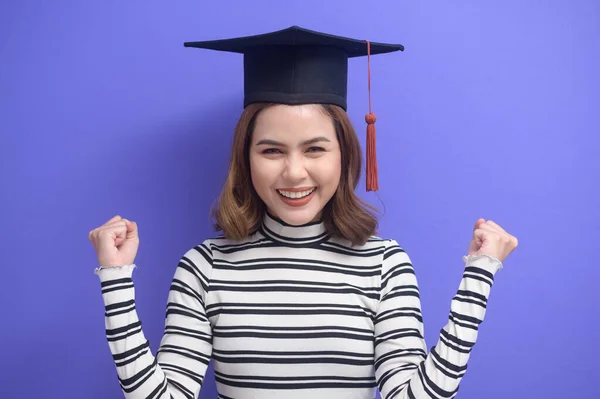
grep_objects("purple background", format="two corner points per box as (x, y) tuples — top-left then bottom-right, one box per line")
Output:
(1, 1), (599, 398)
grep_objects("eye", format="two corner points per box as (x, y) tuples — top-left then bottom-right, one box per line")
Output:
(262, 148), (283, 154)
(306, 146), (325, 153)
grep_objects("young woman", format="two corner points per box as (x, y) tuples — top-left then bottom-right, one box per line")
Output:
(88, 26), (518, 399)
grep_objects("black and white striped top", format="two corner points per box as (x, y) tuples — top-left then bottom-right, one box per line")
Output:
(96, 212), (501, 399)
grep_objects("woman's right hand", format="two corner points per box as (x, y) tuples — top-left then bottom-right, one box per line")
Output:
(88, 215), (140, 267)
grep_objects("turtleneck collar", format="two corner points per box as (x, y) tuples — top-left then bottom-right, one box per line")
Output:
(260, 211), (329, 245)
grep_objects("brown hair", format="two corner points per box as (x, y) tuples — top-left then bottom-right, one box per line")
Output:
(210, 103), (379, 246)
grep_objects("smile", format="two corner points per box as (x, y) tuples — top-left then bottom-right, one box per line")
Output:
(276, 188), (316, 199)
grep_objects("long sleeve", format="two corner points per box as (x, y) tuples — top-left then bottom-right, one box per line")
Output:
(374, 240), (501, 399)
(96, 242), (215, 399)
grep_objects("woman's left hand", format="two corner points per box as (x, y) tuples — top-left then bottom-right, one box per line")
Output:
(468, 218), (518, 262)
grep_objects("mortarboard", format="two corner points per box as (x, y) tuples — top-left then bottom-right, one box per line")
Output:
(184, 25), (404, 191)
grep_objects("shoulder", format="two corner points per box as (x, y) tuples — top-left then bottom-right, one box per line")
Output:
(183, 231), (265, 260)
(366, 236), (413, 269)
(324, 234), (408, 258)
(359, 235), (407, 252)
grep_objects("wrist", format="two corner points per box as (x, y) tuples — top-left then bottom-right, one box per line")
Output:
(463, 254), (503, 273)
(94, 264), (137, 278)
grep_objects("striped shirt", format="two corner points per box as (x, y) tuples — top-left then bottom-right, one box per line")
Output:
(96, 212), (501, 399)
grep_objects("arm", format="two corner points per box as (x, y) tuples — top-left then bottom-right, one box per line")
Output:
(96, 241), (214, 399)
(375, 239), (501, 399)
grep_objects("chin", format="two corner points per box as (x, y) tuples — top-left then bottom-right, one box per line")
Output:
(271, 205), (322, 226)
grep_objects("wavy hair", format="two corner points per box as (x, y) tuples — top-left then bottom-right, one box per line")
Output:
(211, 103), (379, 246)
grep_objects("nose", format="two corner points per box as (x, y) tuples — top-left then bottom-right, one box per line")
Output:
(282, 153), (308, 182)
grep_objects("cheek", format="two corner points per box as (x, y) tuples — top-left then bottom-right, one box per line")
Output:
(250, 155), (277, 191)
(249, 155), (262, 190)
(312, 154), (342, 186)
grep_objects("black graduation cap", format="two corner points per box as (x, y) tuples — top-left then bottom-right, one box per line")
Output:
(183, 25), (403, 111)
(183, 25), (404, 191)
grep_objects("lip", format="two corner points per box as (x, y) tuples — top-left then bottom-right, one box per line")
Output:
(276, 187), (317, 207)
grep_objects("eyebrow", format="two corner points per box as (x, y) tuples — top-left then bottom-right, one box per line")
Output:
(255, 136), (331, 146)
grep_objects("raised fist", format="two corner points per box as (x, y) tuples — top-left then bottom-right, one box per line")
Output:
(468, 218), (518, 262)
(88, 215), (139, 267)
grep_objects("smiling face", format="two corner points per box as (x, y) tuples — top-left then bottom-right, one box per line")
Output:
(249, 104), (342, 226)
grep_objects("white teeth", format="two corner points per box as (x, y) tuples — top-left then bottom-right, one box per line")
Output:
(277, 188), (315, 199)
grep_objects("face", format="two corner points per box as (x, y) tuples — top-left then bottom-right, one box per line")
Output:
(249, 104), (342, 226)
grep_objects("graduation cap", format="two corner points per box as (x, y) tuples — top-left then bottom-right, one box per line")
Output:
(184, 25), (404, 191)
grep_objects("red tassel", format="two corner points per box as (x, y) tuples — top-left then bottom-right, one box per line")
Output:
(364, 40), (378, 192)
(366, 113), (378, 191)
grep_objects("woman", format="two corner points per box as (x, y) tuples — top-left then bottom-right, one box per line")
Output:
(88, 26), (518, 399)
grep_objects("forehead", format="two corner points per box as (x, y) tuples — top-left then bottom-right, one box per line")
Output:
(252, 104), (336, 143)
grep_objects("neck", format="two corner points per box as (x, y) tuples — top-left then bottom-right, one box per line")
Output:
(260, 211), (328, 245)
